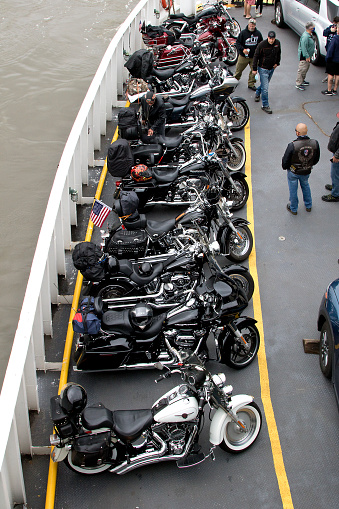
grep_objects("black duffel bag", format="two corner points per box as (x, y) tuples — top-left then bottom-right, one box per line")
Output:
(72, 242), (106, 282)
(107, 138), (133, 177)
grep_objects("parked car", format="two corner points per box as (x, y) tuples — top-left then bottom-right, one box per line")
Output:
(317, 277), (339, 404)
(275, 0), (339, 64)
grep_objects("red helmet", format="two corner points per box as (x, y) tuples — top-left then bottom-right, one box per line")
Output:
(131, 164), (152, 182)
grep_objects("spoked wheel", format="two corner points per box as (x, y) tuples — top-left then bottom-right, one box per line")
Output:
(223, 100), (250, 131)
(223, 45), (238, 66)
(221, 225), (253, 262)
(319, 321), (333, 379)
(229, 18), (241, 38)
(226, 142), (246, 172)
(64, 452), (111, 475)
(219, 402), (262, 453)
(95, 281), (136, 300)
(221, 322), (260, 369)
(223, 177), (249, 210)
(225, 270), (254, 301)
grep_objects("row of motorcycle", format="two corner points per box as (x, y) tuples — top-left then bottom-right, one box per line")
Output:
(49, 2), (263, 478)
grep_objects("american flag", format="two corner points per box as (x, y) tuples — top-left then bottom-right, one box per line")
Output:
(90, 199), (112, 227)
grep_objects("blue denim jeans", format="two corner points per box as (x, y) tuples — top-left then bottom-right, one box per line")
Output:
(331, 159), (339, 197)
(287, 170), (312, 212)
(256, 67), (275, 107)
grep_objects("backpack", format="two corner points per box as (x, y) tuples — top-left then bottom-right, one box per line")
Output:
(127, 78), (149, 96)
(118, 108), (139, 140)
(72, 297), (101, 335)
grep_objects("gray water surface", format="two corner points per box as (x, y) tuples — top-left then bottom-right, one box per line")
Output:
(0, 0), (135, 387)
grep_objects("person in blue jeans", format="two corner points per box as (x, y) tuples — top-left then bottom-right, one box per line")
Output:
(252, 30), (281, 114)
(322, 113), (339, 202)
(282, 123), (320, 215)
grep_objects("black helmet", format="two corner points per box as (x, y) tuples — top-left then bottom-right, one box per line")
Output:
(60, 383), (87, 414)
(129, 304), (153, 330)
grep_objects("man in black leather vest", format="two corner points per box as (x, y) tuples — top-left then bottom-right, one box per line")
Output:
(282, 123), (320, 214)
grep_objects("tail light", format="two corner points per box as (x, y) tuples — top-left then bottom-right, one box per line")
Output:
(115, 181), (121, 188)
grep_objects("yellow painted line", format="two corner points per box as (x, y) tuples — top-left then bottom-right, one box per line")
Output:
(45, 102), (130, 509)
(245, 119), (294, 509)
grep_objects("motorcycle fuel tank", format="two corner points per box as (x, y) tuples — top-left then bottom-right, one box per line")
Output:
(153, 384), (199, 423)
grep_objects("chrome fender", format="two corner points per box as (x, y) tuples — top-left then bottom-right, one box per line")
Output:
(51, 445), (69, 463)
(209, 394), (254, 445)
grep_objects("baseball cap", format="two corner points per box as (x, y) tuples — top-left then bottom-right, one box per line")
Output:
(248, 18), (256, 24)
(268, 30), (276, 38)
(146, 90), (154, 100)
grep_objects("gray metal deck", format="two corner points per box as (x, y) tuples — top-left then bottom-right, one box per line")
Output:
(24, 7), (339, 509)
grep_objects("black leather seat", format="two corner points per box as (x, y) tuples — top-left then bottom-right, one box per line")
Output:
(81, 404), (114, 430)
(157, 134), (183, 149)
(152, 167), (179, 183)
(151, 67), (175, 80)
(146, 218), (176, 237)
(102, 310), (132, 334)
(113, 409), (153, 442)
(168, 95), (190, 107)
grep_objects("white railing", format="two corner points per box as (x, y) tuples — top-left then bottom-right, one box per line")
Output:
(0, 0), (197, 506)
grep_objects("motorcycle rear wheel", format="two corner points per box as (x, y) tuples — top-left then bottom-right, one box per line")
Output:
(221, 322), (260, 369)
(225, 270), (254, 301)
(223, 177), (249, 210)
(221, 225), (253, 262)
(95, 280), (136, 300)
(223, 100), (250, 131)
(64, 452), (111, 475)
(219, 402), (262, 453)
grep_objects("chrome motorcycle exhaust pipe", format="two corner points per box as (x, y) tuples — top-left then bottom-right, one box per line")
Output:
(110, 426), (198, 475)
(73, 355), (178, 373)
(146, 200), (192, 207)
(165, 121), (194, 129)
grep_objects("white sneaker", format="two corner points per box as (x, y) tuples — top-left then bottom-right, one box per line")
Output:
(256, 13), (262, 17)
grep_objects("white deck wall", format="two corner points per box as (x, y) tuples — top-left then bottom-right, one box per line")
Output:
(0, 0), (197, 506)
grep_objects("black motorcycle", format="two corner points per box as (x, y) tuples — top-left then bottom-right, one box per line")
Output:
(73, 258), (260, 372)
(74, 228), (254, 304)
(114, 151), (248, 212)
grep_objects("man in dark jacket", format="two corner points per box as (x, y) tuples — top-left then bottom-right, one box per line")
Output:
(234, 18), (263, 91)
(252, 30), (281, 114)
(282, 123), (320, 214)
(141, 90), (166, 137)
(322, 112), (339, 202)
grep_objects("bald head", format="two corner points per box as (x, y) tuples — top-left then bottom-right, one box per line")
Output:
(296, 123), (308, 136)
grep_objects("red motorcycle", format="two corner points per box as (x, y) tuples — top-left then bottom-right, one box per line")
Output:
(141, 20), (237, 68)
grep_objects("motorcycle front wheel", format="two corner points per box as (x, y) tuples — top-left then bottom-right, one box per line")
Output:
(223, 45), (238, 66)
(64, 452), (111, 475)
(229, 18), (241, 38)
(220, 225), (253, 262)
(219, 402), (262, 453)
(225, 269), (254, 301)
(226, 141), (246, 172)
(223, 100), (250, 131)
(221, 321), (260, 369)
(223, 177), (249, 210)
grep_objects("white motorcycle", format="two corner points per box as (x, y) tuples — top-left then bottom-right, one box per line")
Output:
(50, 348), (262, 475)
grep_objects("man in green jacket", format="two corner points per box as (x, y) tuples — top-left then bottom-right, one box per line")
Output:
(295, 21), (315, 91)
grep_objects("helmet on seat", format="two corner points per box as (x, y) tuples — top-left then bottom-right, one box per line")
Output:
(129, 304), (153, 330)
(60, 383), (87, 414)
